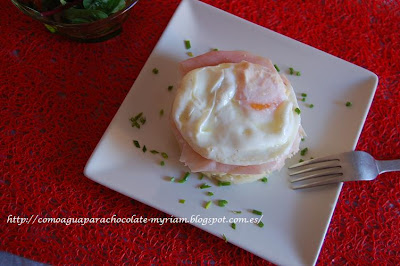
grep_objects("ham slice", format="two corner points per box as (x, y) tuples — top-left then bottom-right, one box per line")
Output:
(180, 50), (276, 75)
(173, 50), (302, 176)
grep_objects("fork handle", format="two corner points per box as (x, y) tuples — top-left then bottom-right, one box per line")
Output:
(376, 159), (400, 174)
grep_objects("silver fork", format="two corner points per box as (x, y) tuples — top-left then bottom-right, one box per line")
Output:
(288, 151), (400, 190)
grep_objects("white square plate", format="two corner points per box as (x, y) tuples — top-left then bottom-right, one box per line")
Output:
(84, 0), (378, 265)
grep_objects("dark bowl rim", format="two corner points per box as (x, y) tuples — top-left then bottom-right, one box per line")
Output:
(11, 0), (139, 27)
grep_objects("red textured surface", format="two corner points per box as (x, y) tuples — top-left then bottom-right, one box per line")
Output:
(1, 0), (399, 264)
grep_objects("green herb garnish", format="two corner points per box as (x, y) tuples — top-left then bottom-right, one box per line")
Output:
(301, 93), (308, 97)
(184, 40), (191, 49)
(299, 159), (304, 163)
(258, 221), (264, 228)
(133, 140), (140, 148)
(294, 108), (301, 115)
(130, 112), (145, 128)
(300, 148), (308, 156)
(260, 177), (268, 183)
(252, 209), (263, 215)
(301, 98), (306, 102)
(232, 211), (242, 214)
(213, 48), (219, 51)
(346, 101), (352, 107)
(274, 64), (280, 72)
(168, 85), (173, 91)
(178, 172), (190, 183)
(160, 161), (165, 166)
(199, 184), (212, 189)
(289, 67), (294, 75)
(205, 201), (212, 209)
(222, 234), (227, 242)
(309, 104), (314, 108)
(161, 152), (168, 159)
(150, 150), (159, 154)
(179, 199), (185, 204)
(218, 181), (231, 186)
(142, 145), (147, 153)
(152, 68), (159, 74)
(187, 52), (193, 57)
(218, 200), (228, 207)
(296, 71), (301, 76)
(207, 192), (214, 196)
(170, 177), (175, 182)
(301, 138), (305, 141)
(231, 223), (236, 230)
(199, 173), (204, 180)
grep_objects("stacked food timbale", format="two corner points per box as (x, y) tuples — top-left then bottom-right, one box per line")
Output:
(171, 51), (304, 184)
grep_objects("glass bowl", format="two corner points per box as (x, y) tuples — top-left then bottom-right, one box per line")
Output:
(11, 0), (139, 42)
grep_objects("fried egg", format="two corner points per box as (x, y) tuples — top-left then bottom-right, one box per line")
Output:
(172, 60), (301, 166)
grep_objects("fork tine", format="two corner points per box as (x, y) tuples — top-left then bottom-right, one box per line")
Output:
(289, 165), (341, 176)
(288, 157), (340, 169)
(290, 172), (343, 182)
(291, 174), (343, 190)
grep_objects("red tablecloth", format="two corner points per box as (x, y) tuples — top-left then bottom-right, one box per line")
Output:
(1, 0), (399, 264)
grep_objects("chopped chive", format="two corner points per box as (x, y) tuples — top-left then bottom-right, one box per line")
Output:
(258, 221), (264, 228)
(199, 183), (212, 189)
(346, 101), (352, 107)
(205, 201), (212, 209)
(301, 138), (305, 141)
(139, 117), (146, 125)
(160, 109), (164, 116)
(309, 104), (314, 108)
(168, 85), (173, 91)
(296, 71), (301, 76)
(301, 97), (306, 102)
(178, 172), (190, 183)
(213, 48), (219, 51)
(217, 200), (228, 207)
(142, 145), (147, 153)
(300, 147), (308, 156)
(161, 152), (168, 159)
(299, 159), (304, 163)
(131, 120), (140, 128)
(252, 209), (263, 215)
(301, 93), (307, 97)
(232, 211), (242, 214)
(152, 68), (159, 74)
(294, 108), (301, 115)
(160, 161), (165, 166)
(199, 173), (204, 180)
(150, 150), (159, 154)
(289, 67), (294, 75)
(133, 140), (140, 148)
(231, 223), (236, 230)
(222, 234), (227, 243)
(184, 40), (191, 49)
(218, 181), (231, 186)
(260, 177), (268, 183)
(310, 157), (314, 159)
(207, 192), (214, 196)
(179, 199), (185, 204)
(274, 64), (280, 72)
(187, 52), (193, 57)
(170, 177), (175, 182)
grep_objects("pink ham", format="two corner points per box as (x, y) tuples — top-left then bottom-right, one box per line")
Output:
(180, 50), (276, 75)
(173, 50), (301, 175)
